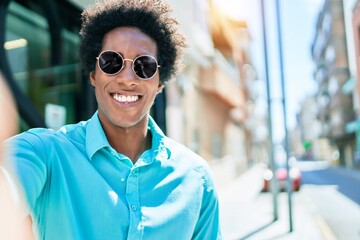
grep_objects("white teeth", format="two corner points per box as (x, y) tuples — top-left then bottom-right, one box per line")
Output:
(113, 94), (139, 103)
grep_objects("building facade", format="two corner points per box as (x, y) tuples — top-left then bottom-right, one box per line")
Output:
(350, 0), (360, 168)
(165, 0), (261, 180)
(311, 0), (356, 166)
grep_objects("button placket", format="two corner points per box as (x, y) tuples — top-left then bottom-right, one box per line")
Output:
(126, 167), (141, 233)
(127, 168), (139, 210)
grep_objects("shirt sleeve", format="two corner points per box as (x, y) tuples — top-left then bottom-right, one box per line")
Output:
(4, 132), (47, 210)
(192, 165), (222, 240)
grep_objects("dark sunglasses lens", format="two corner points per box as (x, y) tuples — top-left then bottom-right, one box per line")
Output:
(133, 56), (158, 79)
(98, 51), (123, 74)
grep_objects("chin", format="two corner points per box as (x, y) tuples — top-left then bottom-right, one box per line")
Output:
(112, 117), (144, 129)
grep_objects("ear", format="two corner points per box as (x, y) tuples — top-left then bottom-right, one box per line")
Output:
(89, 71), (96, 87)
(157, 83), (164, 94)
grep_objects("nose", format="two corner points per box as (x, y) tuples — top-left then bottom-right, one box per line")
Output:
(116, 59), (138, 86)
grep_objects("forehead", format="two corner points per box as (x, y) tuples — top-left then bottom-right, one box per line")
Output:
(102, 27), (158, 55)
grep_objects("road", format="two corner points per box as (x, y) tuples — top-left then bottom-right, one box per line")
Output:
(299, 160), (360, 205)
(298, 160), (360, 240)
(215, 161), (360, 240)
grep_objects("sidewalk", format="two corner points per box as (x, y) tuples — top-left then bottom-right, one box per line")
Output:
(212, 164), (328, 240)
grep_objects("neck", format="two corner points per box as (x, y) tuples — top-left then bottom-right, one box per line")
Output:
(103, 124), (152, 164)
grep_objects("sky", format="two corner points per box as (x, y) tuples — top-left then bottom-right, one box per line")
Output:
(216, 0), (324, 142)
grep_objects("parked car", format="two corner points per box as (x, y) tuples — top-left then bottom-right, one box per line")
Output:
(262, 156), (301, 192)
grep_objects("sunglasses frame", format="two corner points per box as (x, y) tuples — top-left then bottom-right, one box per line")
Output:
(96, 50), (161, 80)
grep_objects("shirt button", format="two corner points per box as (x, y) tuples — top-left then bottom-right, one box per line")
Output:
(131, 205), (137, 211)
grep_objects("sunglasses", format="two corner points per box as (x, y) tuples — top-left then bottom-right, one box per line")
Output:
(96, 50), (160, 80)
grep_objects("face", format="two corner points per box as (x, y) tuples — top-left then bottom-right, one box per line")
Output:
(90, 27), (163, 130)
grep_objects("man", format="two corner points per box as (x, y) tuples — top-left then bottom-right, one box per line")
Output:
(4, 0), (222, 239)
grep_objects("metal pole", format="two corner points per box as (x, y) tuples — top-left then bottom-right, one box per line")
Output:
(275, 0), (293, 232)
(260, 0), (278, 221)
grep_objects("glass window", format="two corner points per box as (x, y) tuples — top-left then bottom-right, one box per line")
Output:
(5, 1), (81, 129)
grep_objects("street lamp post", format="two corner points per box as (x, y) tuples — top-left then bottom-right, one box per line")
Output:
(275, 0), (294, 232)
(260, 0), (279, 221)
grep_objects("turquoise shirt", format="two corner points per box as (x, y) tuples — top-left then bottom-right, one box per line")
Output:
(6, 113), (221, 240)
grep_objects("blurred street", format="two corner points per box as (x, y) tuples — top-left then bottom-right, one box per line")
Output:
(212, 161), (360, 240)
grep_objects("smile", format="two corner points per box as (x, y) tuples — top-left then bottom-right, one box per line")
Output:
(112, 93), (139, 103)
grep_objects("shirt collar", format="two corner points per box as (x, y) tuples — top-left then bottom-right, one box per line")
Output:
(86, 111), (110, 160)
(145, 115), (171, 163)
(85, 112), (171, 162)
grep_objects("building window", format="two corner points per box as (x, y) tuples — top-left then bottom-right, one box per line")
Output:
(4, 1), (82, 130)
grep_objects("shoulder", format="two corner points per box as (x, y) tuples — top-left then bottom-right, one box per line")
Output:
(7, 121), (87, 149)
(163, 136), (203, 162)
(3, 128), (54, 162)
(162, 137), (215, 188)
(7, 128), (54, 148)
